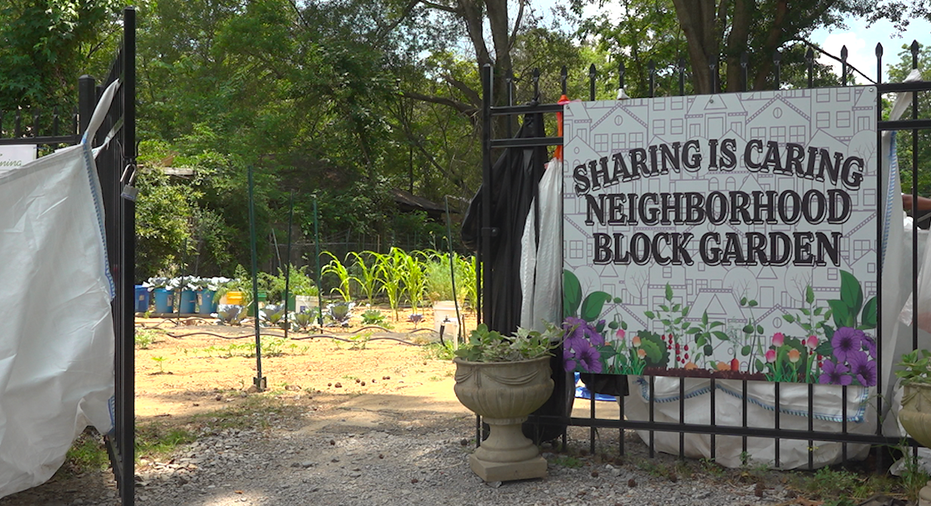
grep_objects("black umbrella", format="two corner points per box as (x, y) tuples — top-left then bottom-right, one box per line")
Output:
(461, 111), (573, 443)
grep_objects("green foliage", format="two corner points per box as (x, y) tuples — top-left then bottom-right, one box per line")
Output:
(65, 429), (110, 475)
(423, 251), (470, 303)
(322, 252), (353, 302)
(375, 248), (407, 321)
(0, 0), (122, 109)
(292, 309), (320, 332)
(135, 169), (197, 280)
(454, 323), (561, 363)
(896, 349), (931, 385)
(360, 308), (387, 326)
(402, 250), (429, 314)
(135, 328), (162, 349)
(348, 251), (380, 304)
(889, 43), (931, 201)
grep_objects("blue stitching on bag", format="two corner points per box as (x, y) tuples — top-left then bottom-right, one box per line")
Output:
(882, 132), (899, 264)
(82, 141), (115, 298)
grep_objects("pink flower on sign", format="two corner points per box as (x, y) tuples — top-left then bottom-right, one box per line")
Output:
(771, 332), (785, 347)
(765, 349), (777, 363)
(805, 335), (818, 349)
(616, 328), (625, 339)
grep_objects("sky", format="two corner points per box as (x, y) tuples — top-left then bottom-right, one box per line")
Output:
(813, 17), (930, 82)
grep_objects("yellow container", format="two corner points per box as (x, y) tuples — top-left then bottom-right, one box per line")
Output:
(225, 291), (245, 305)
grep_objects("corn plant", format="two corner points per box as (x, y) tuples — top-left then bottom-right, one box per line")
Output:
(403, 250), (429, 315)
(459, 255), (479, 311)
(348, 251), (380, 305)
(375, 248), (407, 321)
(322, 251), (352, 302)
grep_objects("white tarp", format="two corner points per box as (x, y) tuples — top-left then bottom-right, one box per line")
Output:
(0, 81), (119, 497)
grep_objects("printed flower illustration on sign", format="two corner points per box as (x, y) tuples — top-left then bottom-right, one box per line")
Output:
(562, 268), (877, 384)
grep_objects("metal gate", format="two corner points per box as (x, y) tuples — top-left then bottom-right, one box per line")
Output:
(0, 7), (136, 504)
(479, 42), (931, 470)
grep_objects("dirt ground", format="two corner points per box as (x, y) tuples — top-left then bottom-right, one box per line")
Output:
(132, 308), (474, 423)
(0, 306), (480, 505)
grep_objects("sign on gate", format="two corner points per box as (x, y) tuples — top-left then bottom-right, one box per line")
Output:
(0, 145), (36, 176)
(562, 87), (879, 384)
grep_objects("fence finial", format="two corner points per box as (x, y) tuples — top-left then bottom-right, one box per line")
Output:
(561, 65), (567, 95)
(875, 43), (883, 84)
(588, 64), (597, 101)
(532, 68), (540, 100)
(841, 45), (848, 85)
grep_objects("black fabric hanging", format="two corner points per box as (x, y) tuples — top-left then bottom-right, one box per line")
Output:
(462, 112), (545, 335)
(461, 110), (574, 443)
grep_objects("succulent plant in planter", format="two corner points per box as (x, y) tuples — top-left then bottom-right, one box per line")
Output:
(896, 349), (931, 448)
(452, 323), (562, 482)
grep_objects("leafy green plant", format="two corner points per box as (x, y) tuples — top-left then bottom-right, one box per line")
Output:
(262, 304), (287, 328)
(349, 331), (373, 350)
(217, 305), (245, 325)
(322, 252), (353, 302)
(135, 328), (161, 349)
(423, 340), (457, 360)
(896, 349), (931, 385)
(644, 283), (692, 366)
(292, 308), (320, 331)
(348, 251), (380, 305)
(375, 248), (407, 321)
(151, 356), (167, 374)
(454, 323), (561, 362)
(326, 302), (354, 326)
(423, 250), (465, 303)
(459, 255), (479, 310)
(361, 308), (386, 326)
(402, 250), (429, 315)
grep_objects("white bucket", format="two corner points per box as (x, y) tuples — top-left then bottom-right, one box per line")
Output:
(295, 295), (318, 313)
(433, 301), (461, 340)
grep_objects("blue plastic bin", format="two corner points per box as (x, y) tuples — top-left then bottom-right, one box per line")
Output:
(179, 289), (197, 314)
(153, 288), (174, 314)
(198, 289), (217, 315)
(134, 285), (150, 313)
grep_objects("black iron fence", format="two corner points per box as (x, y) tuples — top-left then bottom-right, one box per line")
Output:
(0, 8), (137, 505)
(480, 42), (931, 470)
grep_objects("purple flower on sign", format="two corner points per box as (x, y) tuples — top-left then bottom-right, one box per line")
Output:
(562, 317), (606, 372)
(831, 327), (864, 363)
(819, 360), (853, 386)
(578, 345), (603, 373)
(861, 334), (877, 360)
(847, 350), (877, 386)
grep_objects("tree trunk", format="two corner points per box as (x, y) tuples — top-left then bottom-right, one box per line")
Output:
(671, 0), (720, 94)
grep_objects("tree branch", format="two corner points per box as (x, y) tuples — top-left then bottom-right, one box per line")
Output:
(401, 91), (479, 119)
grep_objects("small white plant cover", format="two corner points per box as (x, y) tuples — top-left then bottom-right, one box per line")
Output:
(0, 80), (120, 497)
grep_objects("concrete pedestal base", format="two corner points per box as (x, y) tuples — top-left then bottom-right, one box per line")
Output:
(469, 453), (547, 482)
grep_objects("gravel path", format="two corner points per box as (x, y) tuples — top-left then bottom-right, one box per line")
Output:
(1, 409), (789, 506)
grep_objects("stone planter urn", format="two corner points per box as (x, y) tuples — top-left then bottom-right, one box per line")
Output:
(899, 382), (931, 506)
(900, 382), (931, 447)
(453, 356), (554, 482)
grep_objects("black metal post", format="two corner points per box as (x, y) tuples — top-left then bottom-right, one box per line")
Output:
(284, 191), (294, 339)
(248, 166), (264, 391)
